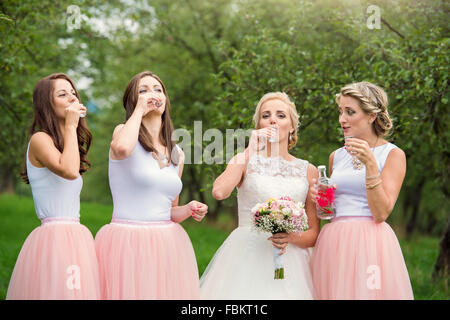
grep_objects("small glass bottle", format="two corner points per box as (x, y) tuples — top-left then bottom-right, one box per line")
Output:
(316, 165), (336, 220)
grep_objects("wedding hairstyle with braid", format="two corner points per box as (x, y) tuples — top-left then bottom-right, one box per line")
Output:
(253, 92), (300, 150)
(335, 81), (393, 137)
(21, 73), (92, 183)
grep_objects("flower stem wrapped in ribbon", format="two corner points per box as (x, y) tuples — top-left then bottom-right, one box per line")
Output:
(251, 196), (309, 279)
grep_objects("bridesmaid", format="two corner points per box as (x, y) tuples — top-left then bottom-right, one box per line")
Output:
(310, 81), (414, 299)
(95, 70), (208, 299)
(7, 73), (100, 299)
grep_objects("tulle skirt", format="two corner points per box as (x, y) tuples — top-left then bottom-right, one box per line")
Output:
(95, 219), (200, 300)
(6, 218), (101, 300)
(310, 216), (414, 300)
(200, 226), (315, 299)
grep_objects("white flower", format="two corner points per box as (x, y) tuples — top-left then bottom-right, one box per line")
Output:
(282, 208), (291, 216)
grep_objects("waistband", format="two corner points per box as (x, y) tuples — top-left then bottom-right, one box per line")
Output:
(110, 218), (174, 227)
(331, 216), (373, 223)
(41, 217), (80, 225)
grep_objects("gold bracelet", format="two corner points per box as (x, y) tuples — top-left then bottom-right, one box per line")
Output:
(366, 173), (380, 180)
(366, 180), (382, 189)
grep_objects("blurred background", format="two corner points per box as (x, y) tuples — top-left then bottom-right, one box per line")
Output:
(0, 0), (448, 299)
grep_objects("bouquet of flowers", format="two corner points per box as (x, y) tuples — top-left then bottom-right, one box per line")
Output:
(251, 196), (308, 279)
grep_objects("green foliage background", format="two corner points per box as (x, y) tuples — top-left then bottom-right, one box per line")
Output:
(0, 0), (448, 298)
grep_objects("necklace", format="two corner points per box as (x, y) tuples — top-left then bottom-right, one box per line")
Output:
(351, 136), (379, 170)
(152, 147), (169, 166)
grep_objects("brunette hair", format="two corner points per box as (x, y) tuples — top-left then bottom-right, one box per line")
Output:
(21, 73), (92, 183)
(122, 71), (179, 165)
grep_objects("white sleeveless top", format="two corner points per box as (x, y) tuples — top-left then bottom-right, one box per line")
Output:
(26, 142), (82, 221)
(237, 154), (309, 228)
(109, 142), (183, 222)
(330, 142), (398, 218)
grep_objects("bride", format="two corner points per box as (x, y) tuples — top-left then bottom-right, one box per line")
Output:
(200, 92), (319, 299)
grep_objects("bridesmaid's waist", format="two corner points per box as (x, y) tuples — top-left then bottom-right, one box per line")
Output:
(41, 217), (80, 225)
(110, 218), (174, 227)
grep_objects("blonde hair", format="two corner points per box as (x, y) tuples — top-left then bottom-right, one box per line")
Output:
(336, 81), (393, 137)
(253, 92), (299, 149)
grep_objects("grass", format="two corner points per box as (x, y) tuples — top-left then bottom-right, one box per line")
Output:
(0, 193), (448, 300)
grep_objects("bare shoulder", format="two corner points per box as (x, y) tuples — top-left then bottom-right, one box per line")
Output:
(30, 131), (55, 150)
(386, 146), (406, 164)
(30, 131), (53, 143)
(329, 150), (336, 160)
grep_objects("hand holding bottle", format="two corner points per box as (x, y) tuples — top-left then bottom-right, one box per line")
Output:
(312, 165), (337, 220)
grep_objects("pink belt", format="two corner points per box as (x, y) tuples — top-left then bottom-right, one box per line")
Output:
(41, 217), (80, 225)
(331, 216), (373, 223)
(110, 218), (174, 227)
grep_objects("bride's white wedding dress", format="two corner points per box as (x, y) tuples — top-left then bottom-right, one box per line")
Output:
(200, 154), (315, 299)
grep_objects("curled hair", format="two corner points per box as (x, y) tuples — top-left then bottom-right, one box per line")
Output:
(336, 81), (393, 137)
(21, 73), (92, 183)
(253, 92), (299, 149)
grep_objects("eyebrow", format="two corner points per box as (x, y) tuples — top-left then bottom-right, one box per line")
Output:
(55, 89), (75, 93)
(262, 110), (287, 113)
(138, 84), (162, 89)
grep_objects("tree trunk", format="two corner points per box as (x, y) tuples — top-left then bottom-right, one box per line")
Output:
(433, 219), (449, 291)
(0, 167), (16, 193)
(208, 198), (222, 221)
(404, 177), (425, 235)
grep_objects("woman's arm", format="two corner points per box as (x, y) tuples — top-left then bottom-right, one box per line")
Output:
(110, 93), (158, 160)
(212, 127), (275, 200)
(345, 138), (406, 223)
(30, 130), (80, 180)
(110, 112), (143, 160)
(270, 164), (320, 252)
(211, 151), (248, 200)
(365, 148), (406, 223)
(29, 103), (86, 180)
(171, 147), (208, 223)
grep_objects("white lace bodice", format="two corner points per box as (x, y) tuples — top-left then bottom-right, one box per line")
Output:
(237, 154), (309, 227)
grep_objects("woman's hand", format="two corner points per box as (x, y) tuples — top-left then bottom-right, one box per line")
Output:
(344, 137), (377, 166)
(187, 200), (208, 222)
(247, 127), (278, 155)
(135, 92), (161, 117)
(65, 101), (87, 129)
(309, 178), (337, 209)
(268, 232), (291, 255)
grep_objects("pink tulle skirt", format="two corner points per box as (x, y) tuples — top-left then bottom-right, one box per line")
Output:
(311, 216), (414, 300)
(6, 218), (101, 300)
(95, 219), (200, 300)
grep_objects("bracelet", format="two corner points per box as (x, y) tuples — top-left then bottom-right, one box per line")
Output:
(366, 173), (380, 180)
(366, 180), (382, 189)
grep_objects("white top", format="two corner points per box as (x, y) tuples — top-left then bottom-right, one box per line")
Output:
(26, 142), (82, 221)
(109, 142), (182, 222)
(330, 142), (398, 218)
(237, 154), (309, 227)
